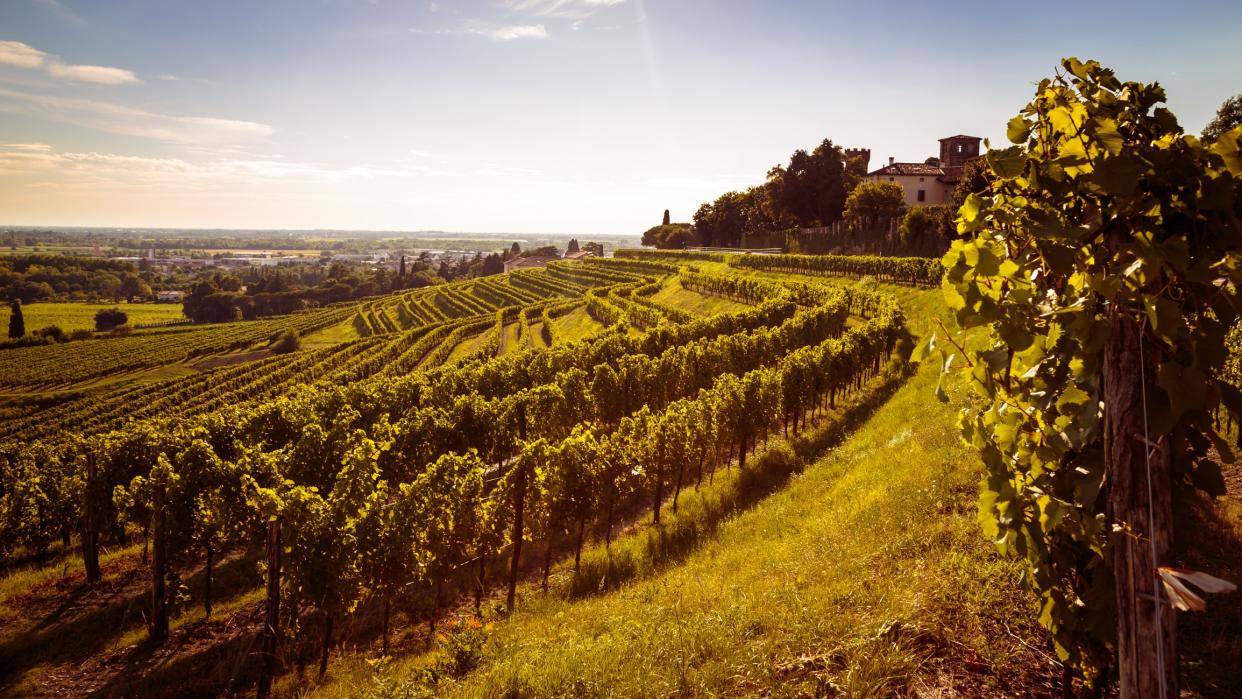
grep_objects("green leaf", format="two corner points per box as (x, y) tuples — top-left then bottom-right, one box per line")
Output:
(987, 146), (1027, 180)
(911, 331), (937, 362)
(958, 194), (985, 233)
(1091, 153), (1144, 195)
(1007, 116), (1032, 144)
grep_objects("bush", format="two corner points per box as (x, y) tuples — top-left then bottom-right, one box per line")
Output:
(69, 329), (93, 341)
(109, 325), (132, 336)
(94, 307), (128, 331)
(34, 325), (66, 342)
(271, 330), (301, 354)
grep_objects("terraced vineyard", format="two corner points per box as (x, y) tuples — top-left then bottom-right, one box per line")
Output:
(0, 252), (923, 698)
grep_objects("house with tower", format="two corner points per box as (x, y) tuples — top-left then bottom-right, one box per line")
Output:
(858, 135), (982, 207)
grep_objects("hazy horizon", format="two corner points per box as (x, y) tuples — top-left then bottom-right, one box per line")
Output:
(2, 0), (1240, 234)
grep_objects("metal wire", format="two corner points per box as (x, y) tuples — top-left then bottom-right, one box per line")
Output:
(1137, 315), (1168, 699)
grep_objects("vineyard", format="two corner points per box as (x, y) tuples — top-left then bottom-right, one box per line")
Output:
(0, 252), (924, 696)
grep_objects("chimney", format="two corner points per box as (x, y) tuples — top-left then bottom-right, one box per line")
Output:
(888, 156), (895, 166)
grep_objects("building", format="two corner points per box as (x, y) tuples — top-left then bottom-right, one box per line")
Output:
(156, 290), (185, 303)
(503, 254), (560, 273)
(863, 135), (982, 207)
(562, 250), (596, 261)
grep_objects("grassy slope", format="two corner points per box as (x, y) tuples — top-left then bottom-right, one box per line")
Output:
(549, 305), (604, 343)
(301, 287), (1058, 698)
(431, 351), (1048, 696)
(651, 279), (753, 316)
(1, 302), (184, 332)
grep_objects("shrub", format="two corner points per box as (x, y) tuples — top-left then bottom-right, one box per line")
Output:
(271, 330), (301, 354)
(34, 325), (66, 342)
(94, 307), (128, 331)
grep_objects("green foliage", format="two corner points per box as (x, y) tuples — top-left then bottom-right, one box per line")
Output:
(1203, 94), (1242, 143)
(94, 308), (128, 332)
(937, 57), (1242, 678)
(271, 330), (301, 354)
(844, 182), (906, 228)
(7, 300), (23, 339)
(765, 139), (859, 228)
(640, 223), (697, 250)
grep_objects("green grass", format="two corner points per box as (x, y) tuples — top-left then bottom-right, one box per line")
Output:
(1, 302), (184, 333)
(650, 279), (754, 316)
(446, 329), (495, 363)
(296, 289), (1056, 697)
(500, 322), (522, 355)
(417, 353), (1045, 697)
(548, 305), (604, 344)
(302, 318), (363, 347)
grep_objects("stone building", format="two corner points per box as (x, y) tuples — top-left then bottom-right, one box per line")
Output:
(861, 134), (982, 207)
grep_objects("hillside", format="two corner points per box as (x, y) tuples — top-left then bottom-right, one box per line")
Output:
(1, 252), (1239, 698)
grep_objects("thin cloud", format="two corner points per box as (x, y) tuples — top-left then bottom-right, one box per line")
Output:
(35, 0), (85, 25)
(473, 24), (549, 41)
(0, 40), (140, 85)
(0, 143), (462, 190)
(47, 63), (139, 85)
(0, 41), (47, 69)
(502, 0), (626, 19)
(0, 86), (273, 147)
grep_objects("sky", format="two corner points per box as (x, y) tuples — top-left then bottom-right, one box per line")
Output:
(1, 0), (1240, 235)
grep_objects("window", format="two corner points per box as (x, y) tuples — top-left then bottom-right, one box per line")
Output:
(919, 177), (924, 182)
(917, 189), (926, 202)
(956, 144), (963, 153)
(888, 177), (894, 182)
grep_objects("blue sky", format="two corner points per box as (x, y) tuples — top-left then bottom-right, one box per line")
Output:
(1, 0), (1240, 234)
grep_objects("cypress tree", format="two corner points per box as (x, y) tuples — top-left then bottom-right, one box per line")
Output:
(399, 254), (407, 278)
(8, 300), (23, 339)
(662, 209), (671, 226)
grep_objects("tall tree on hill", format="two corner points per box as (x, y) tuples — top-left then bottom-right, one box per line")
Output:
(662, 209), (670, 226)
(399, 254), (407, 278)
(8, 299), (23, 339)
(566, 238), (580, 254)
(509, 242), (522, 258)
(1202, 94), (1242, 143)
(765, 138), (858, 227)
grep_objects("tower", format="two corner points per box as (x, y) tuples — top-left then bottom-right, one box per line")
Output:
(843, 148), (871, 175)
(938, 135), (982, 181)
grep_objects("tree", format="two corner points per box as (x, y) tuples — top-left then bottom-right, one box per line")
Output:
(94, 308), (128, 332)
(925, 156), (941, 166)
(583, 241), (604, 257)
(662, 209), (671, 226)
(641, 224), (697, 249)
(271, 330), (301, 354)
(8, 300), (23, 339)
(843, 182), (905, 228)
(764, 138), (858, 227)
(509, 242), (522, 258)
(566, 238), (580, 254)
(951, 157), (991, 209)
(933, 58), (1242, 695)
(1202, 94), (1242, 143)
(399, 254), (407, 278)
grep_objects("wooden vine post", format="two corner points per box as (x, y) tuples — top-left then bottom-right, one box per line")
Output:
(82, 450), (101, 584)
(257, 518), (281, 699)
(1103, 296), (1176, 696)
(150, 480), (168, 643)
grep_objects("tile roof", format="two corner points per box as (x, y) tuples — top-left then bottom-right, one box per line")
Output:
(938, 134), (981, 141)
(504, 255), (559, 269)
(867, 162), (944, 177)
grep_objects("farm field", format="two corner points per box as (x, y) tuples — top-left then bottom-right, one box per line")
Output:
(1, 301), (185, 332)
(0, 250), (1238, 699)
